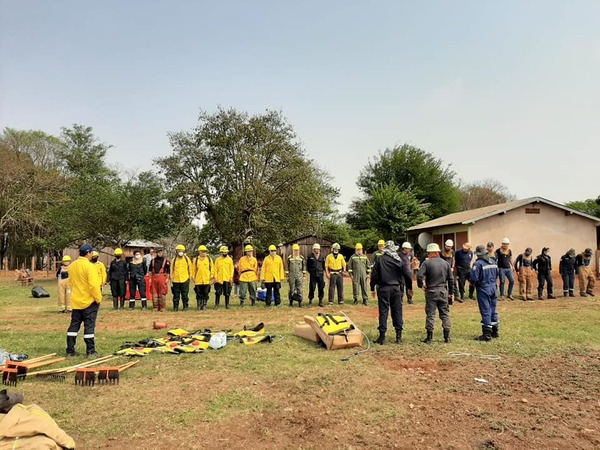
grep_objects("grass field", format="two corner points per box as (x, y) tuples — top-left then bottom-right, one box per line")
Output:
(1, 277), (599, 450)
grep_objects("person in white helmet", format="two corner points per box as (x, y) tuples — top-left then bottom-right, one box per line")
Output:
(495, 238), (515, 300)
(399, 242), (414, 304)
(440, 239), (459, 300)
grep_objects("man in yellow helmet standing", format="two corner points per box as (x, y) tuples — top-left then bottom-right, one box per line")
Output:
(171, 244), (192, 311)
(108, 248), (127, 310)
(66, 244), (102, 357)
(287, 243), (306, 307)
(91, 250), (107, 292)
(261, 245), (285, 307)
(192, 245), (213, 310)
(325, 243), (347, 305)
(374, 240), (385, 260)
(213, 246), (234, 309)
(238, 244), (258, 306)
(56, 255), (72, 313)
(347, 243), (371, 305)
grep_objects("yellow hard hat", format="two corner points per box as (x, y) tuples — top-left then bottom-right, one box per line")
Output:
(268, 245), (277, 251)
(92, 251), (99, 257)
(378, 240), (385, 246)
(355, 243), (363, 250)
(219, 245), (229, 253)
(175, 244), (185, 251)
(62, 255), (71, 262)
(244, 245), (253, 252)
(198, 245), (208, 252)
(292, 244), (300, 250)
(114, 248), (123, 256)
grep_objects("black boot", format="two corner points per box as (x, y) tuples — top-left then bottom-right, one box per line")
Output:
(308, 299), (313, 306)
(421, 331), (433, 344)
(112, 297), (118, 310)
(476, 326), (492, 341)
(196, 299), (201, 311)
(395, 330), (402, 344)
(173, 302), (179, 312)
(318, 300), (324, 307)
(251, 298), (255, 306)
(182, 301), (189, 311)
(119, 298), (125, 309)
(443, 329), (451, 343)
(215, 296), (220, 309)
(225, 297), (230, 309)
(141, 299), (147, 309)
(375, 333), (385, 345)
(491, 325), (499, 339)
(129, 300), (135, 310)
(353, 300), (358, 305)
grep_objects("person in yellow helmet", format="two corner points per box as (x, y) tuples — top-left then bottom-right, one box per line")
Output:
(287, 243), (305, 307)
(171, 244), (192, 311)
(149, 248), (170, 312)
(260, 245), (285, 306)
(192, 245), (213, 310)
(56, 255), (72, 313)
(91, 250), (107, 292)
(325, 243), (347, 305)
(374, 240), (386, 260)
(347, 243), (371, 305)
(66, 244), (102, 357)
(238, 244), (258, 306)
(213, 245), (234, 309)
(108, 248), (127, 309)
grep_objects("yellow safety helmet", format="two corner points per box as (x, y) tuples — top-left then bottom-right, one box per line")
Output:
(92, 251), (99, 257)
(378, 240), (385, 246)
(292, 244), (300, 251)
(198, 245), (208, 252)
(62, 255), (71, 262)
(175, 244), (185, 251)
(219, 245), (229, 253)
(355, 243), (363, 250)
(244, 245), (253, 252)
(268, 245), (277, 251)
(114, 248), (123, 256)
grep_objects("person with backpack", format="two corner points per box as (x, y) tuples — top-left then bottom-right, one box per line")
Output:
(532, 247), (555, 300)
(213, 246), (234, 309)
(192, 245), (213, 310)
(559, 248), (577, 297)
(238, 245), (258, 306)
(171, 244), (192, 311)
(149, 248), (170, 312)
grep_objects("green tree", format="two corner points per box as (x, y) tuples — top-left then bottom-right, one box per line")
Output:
(156, 108), (339, 251)
(459, 178), (516, 210)
(348, 144), (459, 239)
(566, 196), (600, 218)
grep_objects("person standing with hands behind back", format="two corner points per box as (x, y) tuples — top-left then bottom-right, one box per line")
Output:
(325, 243), (347, 305)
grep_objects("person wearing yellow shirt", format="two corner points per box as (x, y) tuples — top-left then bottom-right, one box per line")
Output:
(171, 244), (192, 311)
(192, 245), (213, 311)
(260, 245), (285, 307)
(238, 245), (258, 306)
(91, 250), (107, 290)
(213, 246), (234, 309)
(325, 243), (347, 305)
(56, 255), (72, 313)
(66, 244), (102, 357)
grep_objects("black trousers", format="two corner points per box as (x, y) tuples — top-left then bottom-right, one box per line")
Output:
(537, 271), (553, 295)
(377, 285), (403, 334)
(265, 282), (281, 306)
(194, 284), (211, 306)
(456, 266), (474, 298)
(561, 271), (575, 292)
(172, 281), (190, 308)
(328, 273), (344, 304)
(66, 302), (99, 355)
(129, 275), (146, 300)
(110, 279), (126, 298)
(308, 274), (325, 302)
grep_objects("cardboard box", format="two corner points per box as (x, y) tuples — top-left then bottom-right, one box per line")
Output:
(303, 315), (363, 350)
(294, 323), (322, 344)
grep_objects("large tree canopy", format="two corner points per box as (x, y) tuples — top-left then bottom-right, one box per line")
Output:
(348, 144), (459, 241)
(156, 108), (338, 250)
(566, 196), (600, 218)
(459, 178), (516, 210)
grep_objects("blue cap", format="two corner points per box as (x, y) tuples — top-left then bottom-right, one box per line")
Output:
(79, 244), (94, 256)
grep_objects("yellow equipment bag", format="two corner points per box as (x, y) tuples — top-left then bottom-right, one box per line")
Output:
(167, 328), (189, 336)
(234, 322), (266, 338)
(241, 335), (273, 345)
(316, 314), (353, 335)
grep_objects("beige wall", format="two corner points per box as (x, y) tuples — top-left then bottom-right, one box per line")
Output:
(470, 203), (598, 273)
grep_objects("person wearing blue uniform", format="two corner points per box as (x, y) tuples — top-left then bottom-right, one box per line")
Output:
(470, 245), (499, 341)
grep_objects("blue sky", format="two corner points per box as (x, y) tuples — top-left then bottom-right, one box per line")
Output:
(1, 1), (599, 213)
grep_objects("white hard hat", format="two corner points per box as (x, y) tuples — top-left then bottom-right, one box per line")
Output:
(427, 243), (441, 253)
(501, 237), (510, 244)
(445, 239), (454, 247)
(312, 243), (321, 249)
(401, 242), (412, 249)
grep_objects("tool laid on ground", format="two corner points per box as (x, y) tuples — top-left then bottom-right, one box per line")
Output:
(96, 360), (139, 385)
(2, 355), (66, 386)
(74, 357), (120, 386)
(25, 355), (118, 382)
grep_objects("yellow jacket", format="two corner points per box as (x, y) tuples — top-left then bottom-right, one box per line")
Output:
(192, 256), (213, 285)
(68, 256), (101, 309)
(325, 253), (346, 273)
(261, 255), (285, 283)
(94, 261), (107, 284)
(238, 256), (258, 282)
(171, 255), (192, 283)
(214, 255), (234, 284)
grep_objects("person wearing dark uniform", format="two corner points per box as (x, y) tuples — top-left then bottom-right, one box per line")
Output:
(417, 243), (454, 344)
(559, 248), (577, 298)
(440, 239), (459, 302)
(108, 248), (127, 310)
(454, 242), (474, 302)
(470, 245), (499, 341)
(306, 243), (326, 307)
(533, 247), (555, 300)
(149, 248), (170, 311)
(399, 242), (414, 304)
(495, 238), (515, 300)
(128, 250), (148, 309)
(515, 248), (535, 301)
(575, 248), (595, 297)
(370, 241), (411, 344)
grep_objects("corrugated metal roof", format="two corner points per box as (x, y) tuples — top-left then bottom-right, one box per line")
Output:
(125, 239), (162, 248)
(407, 196), (600, 232)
